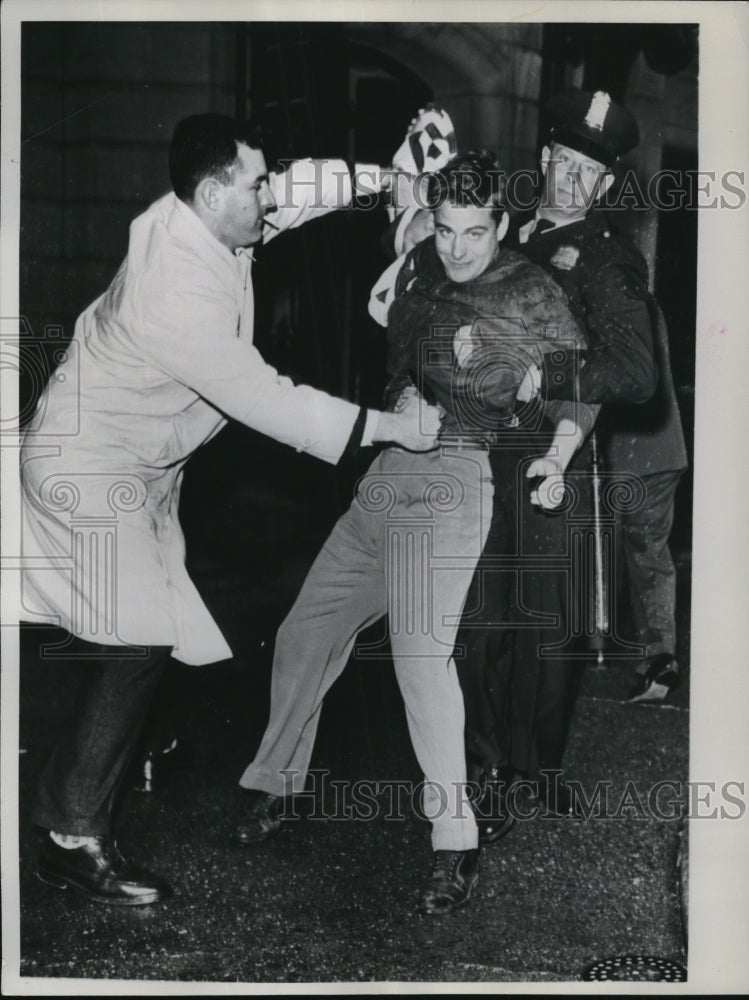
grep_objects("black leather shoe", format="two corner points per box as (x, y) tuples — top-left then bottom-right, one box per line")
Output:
(132, 738), (194, 793)
(234, 790), (286, 845)
(544, 781), (574, 817)
(472, 765), (516, 844)
(534, 773), (579, 818)
(37, 836), (172, 906)
(629, 654), (679, 703)
(418, 849), (479, 916)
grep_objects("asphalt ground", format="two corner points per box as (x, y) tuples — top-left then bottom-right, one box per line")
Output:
(15, 612), (689, 986)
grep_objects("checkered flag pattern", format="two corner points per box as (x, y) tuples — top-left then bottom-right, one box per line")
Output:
(391, 103), (457, 176)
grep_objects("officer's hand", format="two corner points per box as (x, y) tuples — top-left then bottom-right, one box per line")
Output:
(516, 363), (541, 403)
(526, 456), (565, 510)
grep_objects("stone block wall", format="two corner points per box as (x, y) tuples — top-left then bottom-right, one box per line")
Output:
(21, 22), (237, 350)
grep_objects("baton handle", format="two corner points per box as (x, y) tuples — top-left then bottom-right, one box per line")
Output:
(590, 432), (609, 642)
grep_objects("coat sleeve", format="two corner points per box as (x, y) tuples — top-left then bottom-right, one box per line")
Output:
(516, 274), (600, 437)
(545, 242), (657, 405)
(136, 258), (361, 465)
(264, 158), (353, 242)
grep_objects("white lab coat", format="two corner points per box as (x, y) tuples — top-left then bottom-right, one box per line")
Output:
(21, 159), (359, 664)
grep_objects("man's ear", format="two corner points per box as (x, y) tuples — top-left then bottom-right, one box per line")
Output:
(540, 145), (552, 177)
(595, 171), (615, 201)
(496, 211), (510, 243)
(194, 176), (222, 213)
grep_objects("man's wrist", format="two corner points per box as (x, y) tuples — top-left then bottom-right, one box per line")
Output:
(361, 409), (381, 447)
(371, 410), (398, 444)
(353, 163), (387, 197)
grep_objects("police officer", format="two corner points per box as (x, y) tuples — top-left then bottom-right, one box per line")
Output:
(515, 89), (687, 702)
(460, 89), (687, 838)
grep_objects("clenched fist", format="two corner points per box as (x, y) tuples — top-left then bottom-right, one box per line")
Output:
(526, 455), (566, 510)
(374, 389), (444, 452)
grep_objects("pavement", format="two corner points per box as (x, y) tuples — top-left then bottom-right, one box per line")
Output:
(11, 429), (691, 987)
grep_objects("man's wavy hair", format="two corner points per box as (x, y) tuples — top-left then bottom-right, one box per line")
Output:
(169, 114), (264, 203)
(426, 150), (506, 223)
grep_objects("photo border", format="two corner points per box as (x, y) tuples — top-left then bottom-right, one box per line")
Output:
(2, 0), (747, 994)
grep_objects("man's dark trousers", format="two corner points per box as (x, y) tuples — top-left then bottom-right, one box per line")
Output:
(31, 635), (171, 836)
(454, 437), (588, 782)
(620, 468), (683, 660)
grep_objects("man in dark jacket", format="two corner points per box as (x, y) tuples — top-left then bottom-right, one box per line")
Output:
(514, 89), (687, 701)
(463, 89), (687, 835)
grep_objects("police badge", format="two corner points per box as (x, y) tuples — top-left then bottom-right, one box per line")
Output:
(550, 245), (581, 270)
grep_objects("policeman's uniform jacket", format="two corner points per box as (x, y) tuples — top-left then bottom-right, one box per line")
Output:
(21, 159), (364, 665)
(510, 208), (687, 477)
(450, 207), (688, 778)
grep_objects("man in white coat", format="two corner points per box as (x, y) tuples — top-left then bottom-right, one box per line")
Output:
(21, 113), (442, 906)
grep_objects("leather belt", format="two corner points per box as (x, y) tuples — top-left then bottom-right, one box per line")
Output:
(439, 437), (490, 452)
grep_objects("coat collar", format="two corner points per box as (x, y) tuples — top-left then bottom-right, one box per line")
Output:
(518, 205), (611, 245)
(167, 195), (256, 265)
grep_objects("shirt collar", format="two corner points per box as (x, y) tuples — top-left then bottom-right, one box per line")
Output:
(533, 210), (582, 233)
(518, 210), (587, 245)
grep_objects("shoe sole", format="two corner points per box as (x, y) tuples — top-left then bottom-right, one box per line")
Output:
(629, 680), (675, 703)
(36, 867), (168, 906)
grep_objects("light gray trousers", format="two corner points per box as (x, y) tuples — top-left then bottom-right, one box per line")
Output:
(240, 446), (493, 851)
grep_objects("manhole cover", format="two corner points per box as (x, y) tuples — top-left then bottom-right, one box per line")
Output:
(582, 955), (687, 982)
